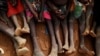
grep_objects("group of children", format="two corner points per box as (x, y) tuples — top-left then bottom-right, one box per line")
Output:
(0, 0), (99, 56)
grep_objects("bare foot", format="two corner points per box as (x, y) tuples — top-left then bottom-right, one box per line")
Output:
(15, 36), (26, 48)
(15, 27), (22, 36)
(33, 49), (45, 56)
(16, 47), (29, 56)
(82, 29), (89, 36)
(21, 27), (30, 33)
(62, 44), (69, 51)
(58, 47), (64, 53)
(0, 48), (4, 55)
(89, 30), (97, 37)
(79, 45), (95, 56)
(67, 46), (76, 54)
(48, 47), (58, 56)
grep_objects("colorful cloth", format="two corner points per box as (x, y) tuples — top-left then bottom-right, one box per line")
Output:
(26, 9), (33, 19)
(7, 0), (24, 17)
(43, 10), (51, 20)
(28, 0), (51, 20)
(73, 1), (83, 18)
(43, 6), (51, 20)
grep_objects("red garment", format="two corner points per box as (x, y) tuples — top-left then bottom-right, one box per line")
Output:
(7, 0), (24, 17)
(43, 10), (51, 20)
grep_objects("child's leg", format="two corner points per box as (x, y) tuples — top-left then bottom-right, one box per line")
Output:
(79, 13), (94, 56)
(11, 15), (22, 36)
(29, 19), (45, 56)
(53, 17), (63, 53)
(0, 12), (13, 27)
(20, 12), (30, 33)
(61, 19), (69, 51)
(67, 18), (76, 54)
(90, 21), (96, 37)
(0, 22), (28, 56)
(12, 36), (29, 56)
(46, 20), (58, 56)
(83, 6), (92, 36)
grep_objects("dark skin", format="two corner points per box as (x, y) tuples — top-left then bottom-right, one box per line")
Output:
(81, 0), (96, 37)
(47, 1), (63, 53)
(25, 0), (48, 56)
(47, 1), (67, 20)
(69, 0), (95, 55)
(47, 0), (72, 53)
(0, 0), (24, 49)
(25, 0), (45, 56)
(0, 0), (12, 27)
(69, 0), (94, 55)
(8, 0), (30, 36)
(0, 11), (13, 28)
(12, 14), (30, 36)
(0, 0), (29, 54)
(25, 0), (45, 22)
(78, 12), (95, 56)
(52, 14), (64, 53)
(43, 0), (58, 56)
(25, 0), (58, 56)
(46, 20), (58, 56)
(24, 2), (42, 55)
(24, 0), (38, 20)
(0, 20), (29, 56)
(28, 19), (45, 56)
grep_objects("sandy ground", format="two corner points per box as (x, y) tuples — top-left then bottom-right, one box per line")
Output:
(0, 19), (95, 56)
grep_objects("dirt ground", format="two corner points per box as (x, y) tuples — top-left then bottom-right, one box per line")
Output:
(0, 19), (95, 56)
